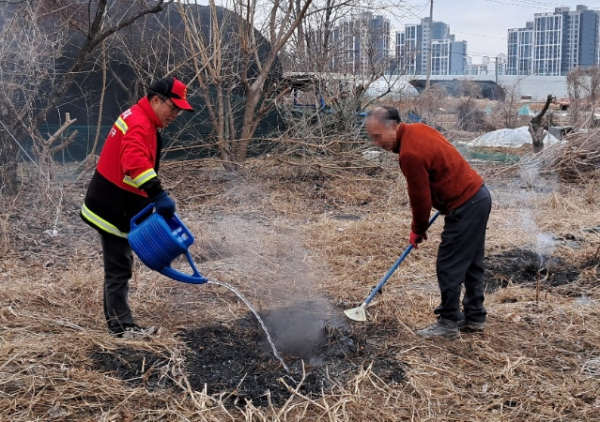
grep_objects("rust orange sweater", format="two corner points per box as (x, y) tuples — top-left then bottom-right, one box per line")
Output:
(395, 123), (484, 234)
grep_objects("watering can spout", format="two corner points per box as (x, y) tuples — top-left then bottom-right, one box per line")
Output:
(160, 251), (208, 284)
(161, 267), (208, 284)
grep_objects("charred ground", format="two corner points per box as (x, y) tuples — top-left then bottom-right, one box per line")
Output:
(90, 301), (410, 408)
(2, 156), (600, 420)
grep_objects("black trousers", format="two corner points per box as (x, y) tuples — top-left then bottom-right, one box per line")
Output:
(434, 185), (492, 323)
(100, 232), (135, 330)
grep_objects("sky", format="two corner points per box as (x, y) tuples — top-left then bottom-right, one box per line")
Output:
(395, 0), (600, 62)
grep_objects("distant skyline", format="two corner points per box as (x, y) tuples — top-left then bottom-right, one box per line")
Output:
(395, 0), (600, 62)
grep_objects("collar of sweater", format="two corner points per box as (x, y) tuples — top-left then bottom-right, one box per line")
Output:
(393, 122), (407, 154)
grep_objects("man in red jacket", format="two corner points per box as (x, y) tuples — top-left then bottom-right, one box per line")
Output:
(81, 76), (193, 338)
(365, 106), (492, 339)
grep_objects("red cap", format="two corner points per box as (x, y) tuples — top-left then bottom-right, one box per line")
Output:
(148, 77), (193, 112)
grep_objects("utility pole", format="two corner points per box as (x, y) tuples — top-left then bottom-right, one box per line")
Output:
(494, 56), (498, 84)
(425, 0), (433, 91)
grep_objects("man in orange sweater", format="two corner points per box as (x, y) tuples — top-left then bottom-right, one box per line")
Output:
(365, 106), (492, 339)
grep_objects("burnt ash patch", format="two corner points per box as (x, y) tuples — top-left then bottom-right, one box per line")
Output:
(370, 357), (407, 383)
(90, 302), (406, 408)
(90, 348), (176, 390)
(180, 324), (301, 407)
(484, 248), (583, 291)
(178, 303), (359, 407)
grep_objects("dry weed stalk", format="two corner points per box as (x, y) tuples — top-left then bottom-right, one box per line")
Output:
(2, 156), (600, 421)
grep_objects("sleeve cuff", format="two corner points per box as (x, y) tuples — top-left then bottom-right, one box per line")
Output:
(140, 178), (164, 197)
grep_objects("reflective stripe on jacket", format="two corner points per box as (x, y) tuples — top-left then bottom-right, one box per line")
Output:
(81, 204), (128, 238)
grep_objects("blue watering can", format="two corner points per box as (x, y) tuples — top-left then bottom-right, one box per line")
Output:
(128, 203), (207, 284)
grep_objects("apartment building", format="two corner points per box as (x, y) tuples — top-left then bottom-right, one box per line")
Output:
(508, 22), (534, 75)
(507, 5), (600, 76)
(395, 18), (467, 76)
(332, 12), (391, 75)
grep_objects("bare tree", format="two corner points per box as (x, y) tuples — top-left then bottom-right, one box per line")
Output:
(278, 4), (405, 154)
(292, 0), (360, 73)
(111, 0), (316, 170)
(496, 80), (524, 129)
(176, 1), (271, 167)
(567, 66), (600, 129)
(0, 0), (172, 195)
(528, 94), (552, 154)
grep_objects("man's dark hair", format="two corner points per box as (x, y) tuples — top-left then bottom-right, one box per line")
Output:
(383, 106), (401, 123)
(367, 106), (401, 125)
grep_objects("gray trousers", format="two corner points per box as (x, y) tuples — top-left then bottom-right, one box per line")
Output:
(100, 232), (135, 330)
(434, 185), (492, 323)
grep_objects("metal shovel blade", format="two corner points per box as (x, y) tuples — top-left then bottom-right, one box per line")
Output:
(344, 303), (367, 322)
(344, 211), (441, 323)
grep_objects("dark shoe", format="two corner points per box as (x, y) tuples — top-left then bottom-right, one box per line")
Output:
(416, 317), (461, 339)
(461, 320), (485, 332)
(110, 324), (157, 339)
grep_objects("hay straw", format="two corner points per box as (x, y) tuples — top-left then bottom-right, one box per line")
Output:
(529, 128), (600, 183)
(2, 150), (600, 420)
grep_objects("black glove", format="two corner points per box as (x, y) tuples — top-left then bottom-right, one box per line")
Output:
(153, 191), (176, 217)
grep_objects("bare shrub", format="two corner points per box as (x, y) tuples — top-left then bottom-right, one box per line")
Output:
(456, 97), (493, 132)
(535, 128), (600, 183)
(402, 86), (449, 129)
(495, 80), (524, 129)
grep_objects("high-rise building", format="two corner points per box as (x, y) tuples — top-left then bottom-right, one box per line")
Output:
(395, 18), (466, 76)
(507, 5), (600, 76)
(508, 22), (534, 75)
(332, 12), (391, 75)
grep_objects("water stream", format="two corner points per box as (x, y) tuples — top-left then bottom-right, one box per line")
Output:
(206, 280), (291, 373)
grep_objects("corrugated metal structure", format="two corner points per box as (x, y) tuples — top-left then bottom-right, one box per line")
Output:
(33, 3), (284, 162)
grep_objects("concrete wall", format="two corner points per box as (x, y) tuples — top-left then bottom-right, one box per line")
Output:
(402, 75), (572, 101)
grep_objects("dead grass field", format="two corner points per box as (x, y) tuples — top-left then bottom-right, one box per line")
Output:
(1, 142), (600, 421)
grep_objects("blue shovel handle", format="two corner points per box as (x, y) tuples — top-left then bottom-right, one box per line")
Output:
(362, 211), (441, 306)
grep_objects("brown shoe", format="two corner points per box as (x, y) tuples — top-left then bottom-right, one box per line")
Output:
(110, 324), (157, 339)
(461, 320), (485, 332)
(416, 317), (461, 339)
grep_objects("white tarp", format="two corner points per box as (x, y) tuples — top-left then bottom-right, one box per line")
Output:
(466, 126), (561, 148)
(364, 76), (419, 100)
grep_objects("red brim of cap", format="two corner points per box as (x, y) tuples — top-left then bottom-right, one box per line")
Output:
(171, 98), (194, 112)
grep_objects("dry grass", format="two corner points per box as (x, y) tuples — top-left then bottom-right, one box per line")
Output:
(1, 150), (600, 421)
(535, 128), (600, 183)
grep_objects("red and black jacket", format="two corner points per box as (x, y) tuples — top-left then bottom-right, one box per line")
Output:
(80, 97), (165, 237)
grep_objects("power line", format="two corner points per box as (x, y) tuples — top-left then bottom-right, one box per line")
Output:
(483, 0), (599, 11)
(453, 31), (505, 40)
(482, 0), (567, 8)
